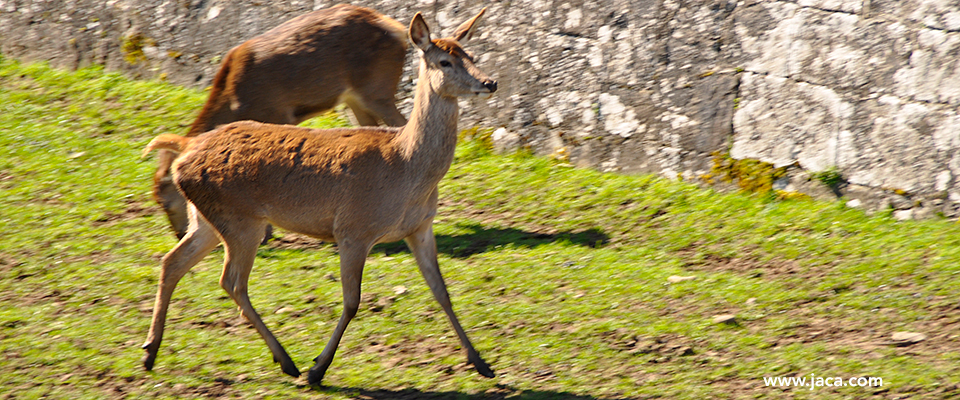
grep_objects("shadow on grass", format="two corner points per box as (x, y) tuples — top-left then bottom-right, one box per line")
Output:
(372, 222), (609, 258)
(314, 386), (622, 400)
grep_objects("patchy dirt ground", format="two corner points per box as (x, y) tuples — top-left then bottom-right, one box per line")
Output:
(235, 205), (960, 400)
(4, 200), (957, 399)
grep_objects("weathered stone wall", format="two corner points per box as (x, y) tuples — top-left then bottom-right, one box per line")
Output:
(733, 0), (960, 218)
(1, 0), (958, 218)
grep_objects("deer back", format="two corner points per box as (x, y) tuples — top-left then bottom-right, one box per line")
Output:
(173, 121), (418, 240)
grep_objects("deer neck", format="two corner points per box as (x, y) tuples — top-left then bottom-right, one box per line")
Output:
(394, 66), (460, 177)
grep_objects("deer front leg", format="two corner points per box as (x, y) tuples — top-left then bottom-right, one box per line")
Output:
(343, 97), (381, 127)
(308, 239), (370, 385)
(359, 96), (407, 127)
(143, 208), (220, 370)
(404, 221), (495, 378)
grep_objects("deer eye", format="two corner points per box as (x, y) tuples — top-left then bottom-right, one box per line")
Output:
(439, 60), (452, 67)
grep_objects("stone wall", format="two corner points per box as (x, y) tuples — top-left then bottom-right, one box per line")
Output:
(733, 0), (960, 218)
(1, 0), (958, 218)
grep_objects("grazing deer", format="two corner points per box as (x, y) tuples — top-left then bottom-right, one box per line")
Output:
(154, 4), (410, 240)
(140, 8), (497, 385)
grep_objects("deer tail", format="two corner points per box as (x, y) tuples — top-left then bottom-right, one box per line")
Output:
(142, 134), (190, 158)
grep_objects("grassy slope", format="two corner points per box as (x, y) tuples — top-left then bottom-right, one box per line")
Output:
(0, 56), (958, 399)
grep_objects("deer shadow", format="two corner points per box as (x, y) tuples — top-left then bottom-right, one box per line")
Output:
(311, 385), (626, 400)
(371, 222), (609, 258)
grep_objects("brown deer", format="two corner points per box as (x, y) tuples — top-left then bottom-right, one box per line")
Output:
(154, 4), (410, 240)
(140, 8), (497, 385)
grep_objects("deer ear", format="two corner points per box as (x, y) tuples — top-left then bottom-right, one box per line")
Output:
(409, 13), (432, 52)
(453, 7), (486, 43)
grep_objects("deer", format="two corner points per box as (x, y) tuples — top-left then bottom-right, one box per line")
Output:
(139, 8), (497, 385)
(154, 4), (410, 240)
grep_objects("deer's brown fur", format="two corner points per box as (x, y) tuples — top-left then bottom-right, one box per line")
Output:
(140, 8), (497, 385)
(154, 4), (409, 239)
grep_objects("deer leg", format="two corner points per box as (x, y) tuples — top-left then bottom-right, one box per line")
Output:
(351, 55), (407, 127)
(343, 97), (380, 127)
(217, 220), (300, 378)
(404, 222), (495, 378)
(363, 97), (407, 127)
(153, 149), (190, 239)
(143, 206), (220, 370)
(307, 240), (370, 385)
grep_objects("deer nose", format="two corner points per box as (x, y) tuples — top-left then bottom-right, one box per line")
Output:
(484, 80), (498, 93)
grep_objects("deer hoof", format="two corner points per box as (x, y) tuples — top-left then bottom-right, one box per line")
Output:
(469, 355), (495, 378)
(307, 364), (329, 385)
(142, 352), (157, 371)
(280, 361), (301, 378)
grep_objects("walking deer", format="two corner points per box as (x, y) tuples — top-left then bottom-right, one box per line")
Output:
(140, 9), (497, 385)
(154, 4), (410, 239)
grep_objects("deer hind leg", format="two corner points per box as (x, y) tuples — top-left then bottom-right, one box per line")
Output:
(153, 149), (190, 239)
(143, 205), (220, 370)
(216, 219), (299, 377)
(307, 239), (371, 385)
(404, 221), (495, 378)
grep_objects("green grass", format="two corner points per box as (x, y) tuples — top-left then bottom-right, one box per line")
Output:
(1, 55), (959, 399)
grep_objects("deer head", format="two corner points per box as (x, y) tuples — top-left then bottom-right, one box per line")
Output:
(409, 9), (497, 99)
